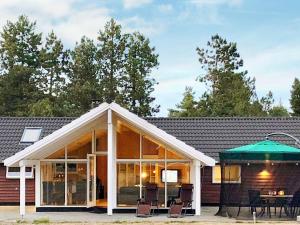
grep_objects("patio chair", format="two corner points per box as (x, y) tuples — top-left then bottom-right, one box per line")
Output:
(248, 190), (268, 217)
(136, 183), (159, 217)
(273, 188), (288, 217)
(284, 190), (300, 218)
(168, 184), (194, 217)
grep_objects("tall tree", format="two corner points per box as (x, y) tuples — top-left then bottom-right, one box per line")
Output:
(169, 34), (275, 117)
(38, 31), (68, 98)
(64, 37), (100, 116)
(0, 15), (42, 116)
(195, 34), (259, 116)
(122, 32), (159, 116)
(29, 31), (69, 116)
(290, 78), (300, 116)
(97, 19), (126, 104)
(169, 87), (200, 117)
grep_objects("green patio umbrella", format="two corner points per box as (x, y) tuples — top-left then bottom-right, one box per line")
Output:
(219, 140), (300, 162)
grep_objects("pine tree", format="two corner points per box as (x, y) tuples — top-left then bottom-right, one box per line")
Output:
(0, 15), (42, 116)
(169, 87), (200, 117)
(29, 31), (69, 116)
(97, 19), (126, 104)
(122, 32), (159, 116)
(64, 37), (100, 116)
(290, 78), (300, 116)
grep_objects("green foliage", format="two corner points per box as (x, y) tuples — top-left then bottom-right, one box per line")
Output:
(169, 34), (289, 117)
(0, 17), (159, 117)
(38, 31), (68, 98)
(268, 105), (289, 117)
(121, 32), (159, 116)
(64, 37), (100, 116)
(169, 87), (200, 117)
(0, 15), (42, 116)
(97, 19), (126, 104)
(290, 78), (300, 116)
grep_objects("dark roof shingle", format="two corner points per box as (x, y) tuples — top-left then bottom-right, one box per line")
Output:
(1, 116), (299, 162)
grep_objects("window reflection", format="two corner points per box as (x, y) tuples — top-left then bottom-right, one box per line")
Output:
(41, 162), (65, 206)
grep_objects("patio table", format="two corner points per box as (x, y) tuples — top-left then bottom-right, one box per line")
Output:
(260, 195), (293, 218)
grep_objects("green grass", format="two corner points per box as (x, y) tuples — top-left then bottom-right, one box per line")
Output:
(32, 217), (50, 224)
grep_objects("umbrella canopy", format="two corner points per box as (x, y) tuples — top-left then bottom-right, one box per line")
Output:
(219, 140), (300, 162)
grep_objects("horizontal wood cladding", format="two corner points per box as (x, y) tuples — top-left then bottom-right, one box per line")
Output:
(202, 166), (220, 204)
(0, 164), (35, 204)
(201, 163), (300, 205)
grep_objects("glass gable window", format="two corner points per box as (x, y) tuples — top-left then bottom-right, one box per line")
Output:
(117, 124), (140, 159)
(96, 130), (107, 152)
(67, 133), (92, 159)
(142, 136), (165, 159)
(46, 148), (65, 159)
(20, 127), (42, 143)
(116, 120), (192, 208)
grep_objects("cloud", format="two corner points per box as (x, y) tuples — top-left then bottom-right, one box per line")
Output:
(123, 0), (152, 9)
(190, 0), (242, 7)
(243, 43), (300, 109)
(158, 4), (173, 13)
(0, 0), (111, 47)
(120, 16), (164, 36)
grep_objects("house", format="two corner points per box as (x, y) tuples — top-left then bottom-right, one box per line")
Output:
(1, 102), (300, 216)
(2, 102), (215, 216)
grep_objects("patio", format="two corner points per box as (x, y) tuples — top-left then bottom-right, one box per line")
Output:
(217, 136), (300, 220)
(0, 206), (230, 223)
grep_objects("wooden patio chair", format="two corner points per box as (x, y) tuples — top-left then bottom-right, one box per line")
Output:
(136, 183), (159, 217)
(168, 184), (194, 217)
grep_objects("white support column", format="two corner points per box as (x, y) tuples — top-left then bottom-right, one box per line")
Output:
(193, 160), (201, 216)
(19, 163), (26, 216)
(35, 161), (41, 207)
(107, 109), (116, 215)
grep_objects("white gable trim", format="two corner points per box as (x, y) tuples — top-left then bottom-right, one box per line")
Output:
(4, 103), (110, 166)
(4, 102), (215, 167)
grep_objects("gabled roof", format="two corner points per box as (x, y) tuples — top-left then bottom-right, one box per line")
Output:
(0, 117), (74, 161)
(4, 103), (215, 167)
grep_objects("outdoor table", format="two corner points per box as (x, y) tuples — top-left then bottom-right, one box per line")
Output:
(260, 195), (293, 218)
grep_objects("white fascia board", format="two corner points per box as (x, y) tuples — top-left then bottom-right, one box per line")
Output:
(110, 103), (216, 166)
(4, 103), (110, 167)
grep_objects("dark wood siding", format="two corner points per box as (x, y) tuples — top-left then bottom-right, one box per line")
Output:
(0, 164), (35, 204)
(201, 164), (300, 205)
(202, 166), (220, 205)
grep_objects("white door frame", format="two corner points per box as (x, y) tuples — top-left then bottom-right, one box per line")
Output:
(87, 154), (96, 207)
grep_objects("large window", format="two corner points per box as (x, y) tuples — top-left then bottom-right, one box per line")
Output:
(117, 162), (140, 206)
(67, 163), (87, 205)
(212, 165), (241, 184)
(141, 162), (165, 207)
(116, 122), (191, 208)
(41, 162), (65, 206)
(166, 162), (190, 205)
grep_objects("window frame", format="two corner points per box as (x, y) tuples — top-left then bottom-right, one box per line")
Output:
(6, 166), (34, 179)
(212, 164), (241, 184)
(20, 127), (43, 144)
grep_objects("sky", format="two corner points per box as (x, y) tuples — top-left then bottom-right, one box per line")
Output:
(0, 0), (299, 116)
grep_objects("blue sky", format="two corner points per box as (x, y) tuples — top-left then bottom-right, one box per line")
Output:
(0, 0), (299, 116)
